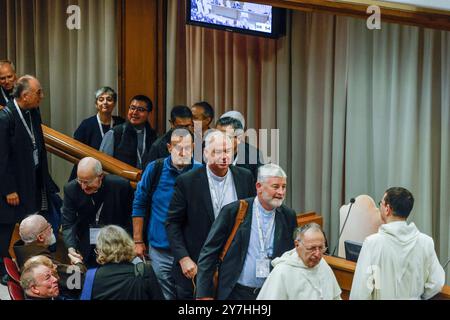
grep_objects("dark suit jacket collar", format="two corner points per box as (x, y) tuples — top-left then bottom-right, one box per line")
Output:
(197, 167), (215, 223)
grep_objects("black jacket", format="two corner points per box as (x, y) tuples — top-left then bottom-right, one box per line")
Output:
(166, 165), (256, 290)
(0, 101), (58, 223)
(235, 142), (264, 182)
(61, 174), (134, 259)
(147, 129), (172, 163)
(69, 115), (125, 181)
(0, 87), (13, 108)
(112, 121), (157, 169)
(91, 262), (164, 300)
(196, 198), (297, 300)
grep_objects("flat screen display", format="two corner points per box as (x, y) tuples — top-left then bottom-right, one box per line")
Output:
(187, 0), (285, 38)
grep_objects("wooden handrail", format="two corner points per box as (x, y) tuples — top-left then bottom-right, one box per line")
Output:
(324, 255), (450, 300)
(42, 125), (142, 185)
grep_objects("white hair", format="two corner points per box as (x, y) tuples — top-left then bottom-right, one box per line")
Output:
(204, 130), (232, 151)
(220, 110), (245, 129)
(257, 163), (287, 182)
(294, 223), (324, 241)
(78, 157), (103, 176)
(19, 214), (47, 244)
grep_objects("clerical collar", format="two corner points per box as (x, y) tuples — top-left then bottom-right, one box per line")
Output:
(206, 165), (229, 182)
(255, 196), (275, 216)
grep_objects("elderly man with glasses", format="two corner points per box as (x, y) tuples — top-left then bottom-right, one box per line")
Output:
(257, 223), (341, 300)
(61, 157), (134, 267)
(100, 95), (157, 170)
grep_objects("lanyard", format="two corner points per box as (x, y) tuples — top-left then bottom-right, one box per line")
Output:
(255, 200), (275, 257)
(206, 168), (230, 216)
(1, 87), (9, 103)
(96, 113), (113, 138)
(13, 99), (36, 148)
(136, 127), (147, 168)
(91, 199), (104, 226)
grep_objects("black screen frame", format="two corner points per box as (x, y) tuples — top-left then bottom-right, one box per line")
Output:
(186, 0), (286, 39)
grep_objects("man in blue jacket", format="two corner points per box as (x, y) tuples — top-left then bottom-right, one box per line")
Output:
(132, 128), (202, 300)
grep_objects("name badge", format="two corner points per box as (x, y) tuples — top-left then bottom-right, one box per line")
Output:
(89, 228), (101, 245)
(33, 148), (39, 167)
(256, 258), (270, 278)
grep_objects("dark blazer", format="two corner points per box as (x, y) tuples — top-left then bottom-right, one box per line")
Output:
(69, 115), (125, 181)
(61, 174), (134, 259)
(196, 197), (297, 300)
(0, 87), (12, 108)
(91, 262), (164, 300)
(0, 101), (59, 224)
(166, 165), (256, 290)
(147, 129), (171, 163)
(74, 114), (125, 150)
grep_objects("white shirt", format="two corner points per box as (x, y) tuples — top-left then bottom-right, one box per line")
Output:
(350, 221), (445, 300)
(206, 166), (237, 218)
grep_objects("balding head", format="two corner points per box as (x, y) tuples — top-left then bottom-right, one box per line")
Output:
(76, 157), (104, 195)
(19, 214), (51, 245)
(12, 75), (44, 109)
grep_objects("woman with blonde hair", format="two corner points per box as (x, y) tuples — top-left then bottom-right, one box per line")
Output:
(81, 225), (164, 300)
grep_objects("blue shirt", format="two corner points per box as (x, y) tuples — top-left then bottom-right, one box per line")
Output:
(237, 197), (275, 288)
(132, 156), (203, 249)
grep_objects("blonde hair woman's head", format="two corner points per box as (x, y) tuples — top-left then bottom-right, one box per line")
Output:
(95, 225), (135, 265)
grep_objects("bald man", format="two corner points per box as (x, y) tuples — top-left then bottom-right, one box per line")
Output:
(13, 214), (86, 299)
(0, 75), (58, 280)
(0, 60), (17, 109)
(61, 157), (134, 266)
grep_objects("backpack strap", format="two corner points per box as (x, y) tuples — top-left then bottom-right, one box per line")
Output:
(219, 200), (249, 262)
(80, 268), (98, 300)
(142, 158), (165, 244)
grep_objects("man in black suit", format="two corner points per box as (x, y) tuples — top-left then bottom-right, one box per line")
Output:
(0, 60), (17, 109)
(166, 130), (256, 299)
(0, 75), (59, 280)
(196, 163), (297, 300)
(61, 157), (134, 267)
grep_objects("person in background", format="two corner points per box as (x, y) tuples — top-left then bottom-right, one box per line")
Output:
(0, 60), (18, 109)
(20, 258), (61, 300)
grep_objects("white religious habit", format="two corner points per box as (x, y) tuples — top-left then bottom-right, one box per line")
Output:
(350, 221), (445, 300)
(256, 248), (342, 300)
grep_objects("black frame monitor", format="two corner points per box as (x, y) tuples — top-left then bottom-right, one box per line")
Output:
(186, 0), (286, 38)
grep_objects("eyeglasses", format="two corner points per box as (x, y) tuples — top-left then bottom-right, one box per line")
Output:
(129, 105), (148, 113)
(37, 223), (52, 235)
(300, 242), (327, 254)
(76, 176), (100, 187)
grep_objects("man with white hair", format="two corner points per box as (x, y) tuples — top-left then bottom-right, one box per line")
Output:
(196, 163), (297, 300)
(61, 157), (134, 267)
(13, 214), (86, 299)
(166, 130), (255, 299)
(20, 259), (61, 300)
(256, 223), (342, 300)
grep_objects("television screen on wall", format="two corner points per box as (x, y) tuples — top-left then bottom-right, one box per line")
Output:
(186, 0), (285, 38)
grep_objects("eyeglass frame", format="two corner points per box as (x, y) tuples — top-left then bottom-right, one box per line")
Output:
(128, 105), (149, 113)
(298, 241), (327, 254)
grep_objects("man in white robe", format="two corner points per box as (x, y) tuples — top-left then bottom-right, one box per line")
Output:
(257, 223), (341, 300)
(350, 187), (445, 300)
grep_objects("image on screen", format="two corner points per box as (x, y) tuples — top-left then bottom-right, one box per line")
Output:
(189, 0), (274, 34)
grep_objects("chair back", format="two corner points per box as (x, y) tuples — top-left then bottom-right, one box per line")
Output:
(3, 257), (21, 283)
(7, 280), (25, 300)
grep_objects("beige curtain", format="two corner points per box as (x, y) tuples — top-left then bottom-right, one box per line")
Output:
(1, 0), (117, 190)
(167, 2), (450, 284)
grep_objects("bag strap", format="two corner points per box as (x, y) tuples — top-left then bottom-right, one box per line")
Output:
(218, 200), (249, 262)
(142, 158), (164, 244)
(80, 268), (98, 300)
